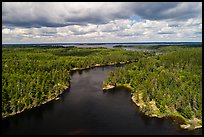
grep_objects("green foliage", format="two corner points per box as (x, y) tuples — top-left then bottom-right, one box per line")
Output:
(2, 46), (146, 118)
(104, 47), (202, 122)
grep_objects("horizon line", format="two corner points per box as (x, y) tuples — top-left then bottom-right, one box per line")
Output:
(2, 41), (202, 45)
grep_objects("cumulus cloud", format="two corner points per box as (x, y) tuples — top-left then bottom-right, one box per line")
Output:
(2, 2), (202, 28)
(2, 2), (202, 43)
(127, 2), (201, 21)
(2, 2), (126, 28)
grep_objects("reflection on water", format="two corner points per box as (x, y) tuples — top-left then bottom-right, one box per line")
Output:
(2, 65), (202, 135)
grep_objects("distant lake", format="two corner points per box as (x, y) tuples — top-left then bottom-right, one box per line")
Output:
(2, 42), (202, 48)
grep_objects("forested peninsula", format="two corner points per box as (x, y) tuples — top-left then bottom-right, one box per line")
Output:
(103, 45), (202, 130)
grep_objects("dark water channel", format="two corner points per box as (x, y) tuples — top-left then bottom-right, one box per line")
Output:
(2, 65), (202, 135)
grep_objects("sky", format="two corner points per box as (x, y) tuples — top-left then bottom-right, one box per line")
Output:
(2, 2), (202, 44)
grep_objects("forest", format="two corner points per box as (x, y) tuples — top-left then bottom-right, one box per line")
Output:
(2, 46), (151, 118)
(2, 45), (202, 130)
(103, 46), (202, 130)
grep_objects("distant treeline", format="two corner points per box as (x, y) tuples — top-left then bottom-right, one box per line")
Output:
(114, 44), (202, 49)
(2, 42), (202, 47)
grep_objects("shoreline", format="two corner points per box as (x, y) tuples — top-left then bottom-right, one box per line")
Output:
(2, 60), (135, 120)
(2, 85), (69, 119)
(102, 84), (202, 130)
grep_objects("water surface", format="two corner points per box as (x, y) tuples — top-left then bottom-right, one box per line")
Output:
(2, 65), (202, 135)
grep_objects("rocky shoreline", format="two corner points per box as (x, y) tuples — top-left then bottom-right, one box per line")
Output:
(102, 84), (202, 130)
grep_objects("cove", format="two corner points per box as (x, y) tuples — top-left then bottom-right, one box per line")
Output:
(2, 65), (202, 135)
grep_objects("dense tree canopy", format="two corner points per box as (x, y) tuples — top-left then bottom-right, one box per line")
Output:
(2, 46), (150, 118)
(103, 47), (202, 129)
